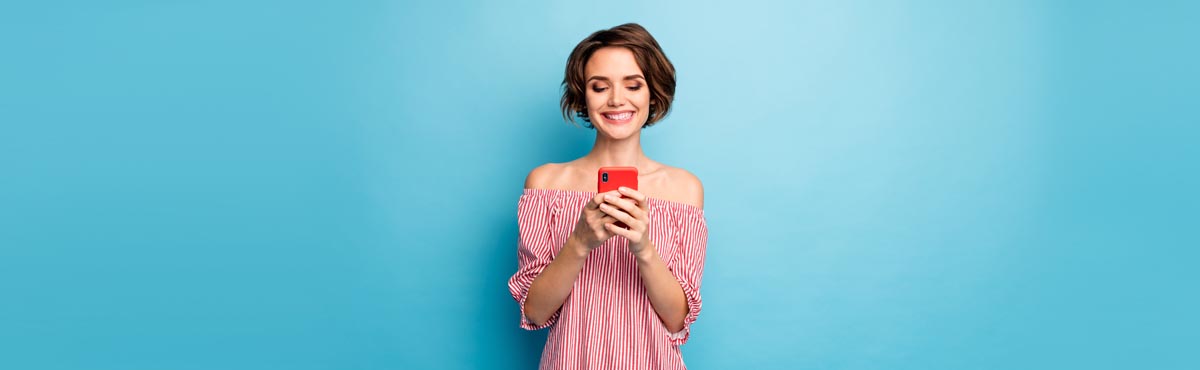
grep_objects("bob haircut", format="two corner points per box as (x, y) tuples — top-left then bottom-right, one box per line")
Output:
(560, 23), (676, 128)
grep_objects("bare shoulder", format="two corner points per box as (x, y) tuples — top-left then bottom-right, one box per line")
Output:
(661, 166), (704, 209)
(524, 163), (565, 189)
(525, 160), (595, 192)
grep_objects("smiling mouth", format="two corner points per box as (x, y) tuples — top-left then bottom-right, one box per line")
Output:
(601, 111), (635, 123)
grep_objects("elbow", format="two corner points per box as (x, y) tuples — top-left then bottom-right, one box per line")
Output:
(664, 306), (690, 333)
(665, 321), (685, 334)
(662, 312), (686, 333)
(527, 316), (548, 327)
(524, 302), (549, 326)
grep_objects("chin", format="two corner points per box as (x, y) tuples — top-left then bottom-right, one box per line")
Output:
(596, 122), (644, 139)
(592, 114), (647, 139)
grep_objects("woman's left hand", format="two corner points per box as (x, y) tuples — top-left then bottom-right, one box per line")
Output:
(598, 187), (654, 257)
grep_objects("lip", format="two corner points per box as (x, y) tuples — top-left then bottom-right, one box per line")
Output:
(600, 110), (636, 125)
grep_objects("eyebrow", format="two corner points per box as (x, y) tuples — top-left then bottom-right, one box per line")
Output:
(586, 74), (645, 83)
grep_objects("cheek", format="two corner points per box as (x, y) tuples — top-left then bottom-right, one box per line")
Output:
(585, 91), (607, 109)
(634, 90), (652, 109)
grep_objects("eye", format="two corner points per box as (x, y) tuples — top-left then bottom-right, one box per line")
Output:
(591, 85), (609, 93)
(627, 83), (643, 91)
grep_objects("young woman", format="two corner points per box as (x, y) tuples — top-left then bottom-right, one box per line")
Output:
(508, 23), (708, 369)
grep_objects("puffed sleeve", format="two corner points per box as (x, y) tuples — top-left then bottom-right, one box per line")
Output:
(507, 192), (561, 330)
(665, 207), (708, 345)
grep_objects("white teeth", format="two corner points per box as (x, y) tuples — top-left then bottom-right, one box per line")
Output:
(604, 112), (633, 120)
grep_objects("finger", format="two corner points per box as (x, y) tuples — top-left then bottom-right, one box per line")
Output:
(615, 188), (649, 216)
(599, 215), (617, 225)
(587, 193), (606, 209)
(605, 222), (637, 239)
(604, 193), (645, 219)
(598, 203), (632, 220)
(603, 193), (635, 209)
(598, 203), (636, 226)
(618, 187), (648, 205)
(593, 214), (616, 225)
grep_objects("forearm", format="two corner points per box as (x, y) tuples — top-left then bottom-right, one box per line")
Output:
(635, 244), (689, 333)
(523, 235), (590, 326)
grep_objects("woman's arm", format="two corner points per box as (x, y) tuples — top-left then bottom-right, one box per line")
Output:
(633, 246), (689, 332)
(601, 184), (702, 333)
(521, 163), (620, 325)
(522, 235), (589, 326)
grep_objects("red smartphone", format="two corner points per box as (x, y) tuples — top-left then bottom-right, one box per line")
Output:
(598, 166), (638, 229)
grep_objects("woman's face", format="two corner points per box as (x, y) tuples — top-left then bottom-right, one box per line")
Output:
(584, 46), (651, 139)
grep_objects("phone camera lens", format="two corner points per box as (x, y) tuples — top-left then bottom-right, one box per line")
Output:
(601, 172), (608, 182)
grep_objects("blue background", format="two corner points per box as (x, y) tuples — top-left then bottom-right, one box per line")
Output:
(2, 1), (1197, 369)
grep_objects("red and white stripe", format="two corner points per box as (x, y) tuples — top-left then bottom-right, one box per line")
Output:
(509, 189), (708, 370)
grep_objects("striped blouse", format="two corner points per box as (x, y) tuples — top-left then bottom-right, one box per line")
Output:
(508, 189), (708, 370)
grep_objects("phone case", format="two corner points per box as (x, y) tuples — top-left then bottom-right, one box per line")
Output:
(598, 167), (638, 229)
(598, 166), (638, 194)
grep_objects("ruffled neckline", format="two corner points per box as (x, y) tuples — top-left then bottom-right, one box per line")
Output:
(522, 188), (704, 215)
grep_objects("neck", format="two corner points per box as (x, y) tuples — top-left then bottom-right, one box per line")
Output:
(585, 129), (646, 169)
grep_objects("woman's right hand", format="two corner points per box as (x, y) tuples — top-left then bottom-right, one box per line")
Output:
(569, 191), (621, 253)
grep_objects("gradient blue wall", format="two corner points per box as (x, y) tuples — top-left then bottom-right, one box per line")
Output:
(2, 1), (1196, 369)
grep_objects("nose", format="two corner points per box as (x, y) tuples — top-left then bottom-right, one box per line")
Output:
(606, 87), (625, 107)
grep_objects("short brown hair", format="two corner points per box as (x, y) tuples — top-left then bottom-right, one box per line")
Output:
(560, 23), (676, 128)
